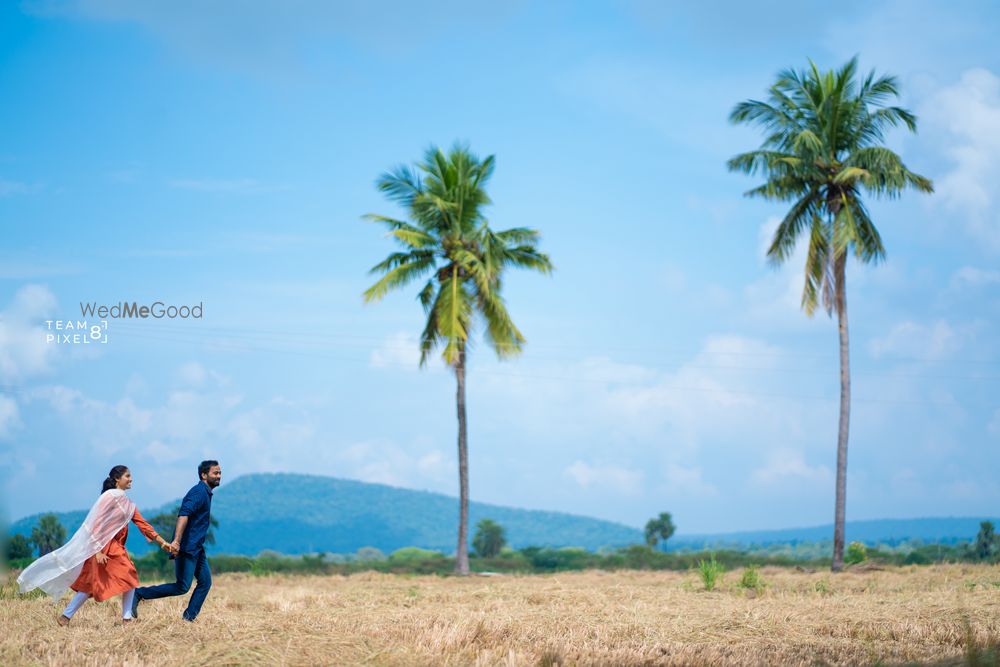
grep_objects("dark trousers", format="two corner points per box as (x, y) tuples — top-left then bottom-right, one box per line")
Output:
(136, 549), (212, 620)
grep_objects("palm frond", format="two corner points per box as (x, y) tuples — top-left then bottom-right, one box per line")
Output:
(363, 253), (436, 303)
(768, 189), (821, 265)
(801, 218), (831, 317)
(376, 166), (423, 207)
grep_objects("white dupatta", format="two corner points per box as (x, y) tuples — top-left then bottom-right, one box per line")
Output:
(16, 489), (136, 600)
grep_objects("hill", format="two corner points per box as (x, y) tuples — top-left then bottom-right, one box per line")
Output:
(8, 473), (642, 555)
(9, 473), (994, 556)
(669, 517), (997, 550)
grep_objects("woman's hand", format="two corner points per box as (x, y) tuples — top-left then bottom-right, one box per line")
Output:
(95, 552), (109, 566)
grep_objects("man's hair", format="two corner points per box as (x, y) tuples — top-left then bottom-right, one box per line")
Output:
(198, 459), (219, 479)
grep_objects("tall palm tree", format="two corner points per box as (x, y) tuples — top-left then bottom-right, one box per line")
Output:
(728, 58), (932, 571)
(363, 144), (552, 575)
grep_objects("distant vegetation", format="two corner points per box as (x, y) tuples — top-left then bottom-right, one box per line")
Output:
(5, 514), (999, 578)
(17, 535), (976, 580)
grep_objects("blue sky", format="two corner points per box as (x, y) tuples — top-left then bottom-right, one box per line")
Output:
(1, 0), (998, 534)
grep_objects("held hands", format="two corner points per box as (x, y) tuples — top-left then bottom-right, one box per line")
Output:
(160, 540), (180, 556)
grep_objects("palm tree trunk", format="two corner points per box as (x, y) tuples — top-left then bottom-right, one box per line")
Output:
(831, 256), (851, 572)
(454, 347), (470, 575)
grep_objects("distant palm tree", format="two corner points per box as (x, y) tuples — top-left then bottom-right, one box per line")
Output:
(644, 512), (676, 552)
(728, 58), (932, 571)
(364, 144), (552, 575)
(30, 514), (67, 557)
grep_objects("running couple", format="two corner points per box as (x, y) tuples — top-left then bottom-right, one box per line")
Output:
(16, 460), (221, 625)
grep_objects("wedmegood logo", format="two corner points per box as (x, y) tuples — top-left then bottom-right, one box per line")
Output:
(79, 301), (204, 319)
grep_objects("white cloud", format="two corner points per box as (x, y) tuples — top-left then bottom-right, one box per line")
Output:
(27, 385), (154, 454)
(416, 450), (448, 478)
(740, 218), (830, 333)
(921, 68), (1000, 251)
(15, 357), (456, 511)
(0, 284), (59, 382)
(943, 478), (987, 500)
(0, 395), (20, 439)
(144, 439), (185, 466)
(822, 1), (994, 78)
(174, 361), (228, 388)
(950, 266), (1000, 288)
(338, 440), (453, 488)
(176, 361), (208, 387)
(750, 449), (832, 487)
(662, 463), (717, 497)
(868, 320), (964, 360)
(370, 332), (423, 370)
(564, 460), (644, 495)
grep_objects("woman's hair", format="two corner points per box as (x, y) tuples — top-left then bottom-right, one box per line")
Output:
(102, 465), (129, 493)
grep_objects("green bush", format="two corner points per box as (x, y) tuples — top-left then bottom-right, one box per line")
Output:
(739, 564), (764, 594)
(521, 546), (597, 572)
(389, 547), (442, 563)
(903, 551), (932, 565)
(354, 546), (386, 562)
(845, 541), (867, 565)
(697, 555), (724, 591)
(472, 519), (507, 558)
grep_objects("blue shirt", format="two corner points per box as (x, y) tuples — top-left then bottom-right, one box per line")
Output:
(178, 481), (213, 555)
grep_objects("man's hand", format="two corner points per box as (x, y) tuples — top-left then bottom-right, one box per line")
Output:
(168, 541), (180, 556)
(95, 552), (109, 566)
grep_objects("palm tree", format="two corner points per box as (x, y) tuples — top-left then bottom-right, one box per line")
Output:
(363, 144), (552, 575)
(728, 58), (932, 571)
(644, 512), (676, 552)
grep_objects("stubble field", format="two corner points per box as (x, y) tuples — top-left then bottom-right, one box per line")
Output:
(1, 564), (998, 666)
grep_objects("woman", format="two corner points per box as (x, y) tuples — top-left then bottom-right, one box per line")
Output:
(16, 465), (174, 625)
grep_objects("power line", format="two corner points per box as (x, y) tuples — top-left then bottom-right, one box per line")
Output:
(105, 319), (1000, 366)
(104, 321), (1000, 382)
(23, 327), (970, 408)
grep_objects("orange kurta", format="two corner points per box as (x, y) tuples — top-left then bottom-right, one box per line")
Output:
(70, 509), (160, 602)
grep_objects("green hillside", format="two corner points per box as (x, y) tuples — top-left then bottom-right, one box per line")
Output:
(9, 473), (642, 555)
(10, 473), (993, 557)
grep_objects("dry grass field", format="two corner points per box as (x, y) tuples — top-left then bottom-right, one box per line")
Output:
(1, 564), (998, 666)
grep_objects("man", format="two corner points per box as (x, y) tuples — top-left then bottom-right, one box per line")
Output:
(133, 460), (221, 622)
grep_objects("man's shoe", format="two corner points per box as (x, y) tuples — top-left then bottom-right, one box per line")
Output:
(130, 592), (141, 620)
(57, 614), (70, 627)
(182, 614), (195, 623)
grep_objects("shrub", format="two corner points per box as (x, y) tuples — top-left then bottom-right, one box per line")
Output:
(389, 547), (442, 563)
(739, 564), (764, 594)
(845, 541), (867, 565)
(354, 547), (387, 562)
(5, 534), (33, 561)
(697, 555), (724, 591)
(521, 546), (596, 572)
(472, 519), (507, 558)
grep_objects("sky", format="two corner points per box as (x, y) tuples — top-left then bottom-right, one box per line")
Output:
(1, 0), (998, 535)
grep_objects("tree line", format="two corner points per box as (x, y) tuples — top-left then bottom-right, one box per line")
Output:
(9, 514), (999, 572)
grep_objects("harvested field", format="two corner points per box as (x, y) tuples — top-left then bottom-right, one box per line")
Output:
(1, 564), (998, 666)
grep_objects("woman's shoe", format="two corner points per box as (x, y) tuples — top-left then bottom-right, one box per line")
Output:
(57, 615), (71, 627)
